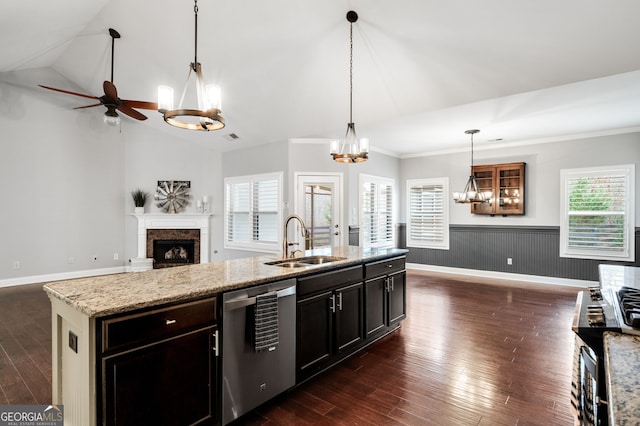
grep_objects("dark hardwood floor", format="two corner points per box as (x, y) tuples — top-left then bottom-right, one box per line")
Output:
(0, 271), (579, 425)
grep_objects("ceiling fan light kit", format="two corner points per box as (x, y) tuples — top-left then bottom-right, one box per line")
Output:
(453, 129), (492, 204)
(158, 0), (224, 132)
(330, 10), (369, 163)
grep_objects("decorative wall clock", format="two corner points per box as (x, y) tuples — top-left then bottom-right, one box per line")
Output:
(155, 180), (191, 213)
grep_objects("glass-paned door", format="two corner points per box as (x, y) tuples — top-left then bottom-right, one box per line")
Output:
(296, 174), (343, 249)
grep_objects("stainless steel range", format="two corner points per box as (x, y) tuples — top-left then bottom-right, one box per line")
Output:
(571, 265), (640, 425)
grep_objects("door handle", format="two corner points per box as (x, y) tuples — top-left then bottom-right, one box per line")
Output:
(330, 294), (336, 313)
(337, 292), (343, 311)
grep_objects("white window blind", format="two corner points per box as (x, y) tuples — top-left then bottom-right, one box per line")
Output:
(360, 175), (394, 248)
(225, 172), (282, 252)
(560, 165), (635, 261)
(406, 178), (449, 250)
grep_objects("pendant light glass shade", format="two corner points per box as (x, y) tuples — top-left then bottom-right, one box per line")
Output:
(157, 0), (224, 132)
(330, 11), (368, 163)
(453, 129), (491, 204)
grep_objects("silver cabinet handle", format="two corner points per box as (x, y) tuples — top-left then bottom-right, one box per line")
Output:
(165, 319), (177, 325)
(330, 294), (336, 313)
(390, 276), (395, 292)
(337, 292), (343, 311)
(212, 330), (219, 357)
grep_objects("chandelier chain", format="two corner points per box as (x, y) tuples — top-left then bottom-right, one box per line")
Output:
(349, 20), (353, 124)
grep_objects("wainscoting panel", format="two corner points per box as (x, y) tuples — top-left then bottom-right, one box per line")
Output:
(398, 224), (639, 281)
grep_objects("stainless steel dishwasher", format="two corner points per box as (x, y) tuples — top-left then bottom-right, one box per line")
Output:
(222, 278), (296, 425)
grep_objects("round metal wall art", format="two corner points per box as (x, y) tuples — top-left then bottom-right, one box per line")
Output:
(155, 180), (190, 213)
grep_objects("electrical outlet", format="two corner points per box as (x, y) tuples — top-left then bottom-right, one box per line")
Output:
(113, 253), (119, 261)
(507, 257), (513, 265)
(13, 260), (21, 269)
(68, 331), (78, 353)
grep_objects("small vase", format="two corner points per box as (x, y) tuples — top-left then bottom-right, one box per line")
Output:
(134, 207), (144, 215)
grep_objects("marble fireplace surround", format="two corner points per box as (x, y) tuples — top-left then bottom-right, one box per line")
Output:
(134, 214), (211, 265)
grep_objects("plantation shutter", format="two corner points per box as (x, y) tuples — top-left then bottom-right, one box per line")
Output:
(406, 178), (449, 249)
(360, 175), (394, 248)
(225, 172), (282, 251)
(253, 179), (278, 242)
(561, 165), (634, 261)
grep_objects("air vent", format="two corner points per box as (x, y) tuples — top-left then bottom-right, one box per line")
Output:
(224, 133), (239, 141)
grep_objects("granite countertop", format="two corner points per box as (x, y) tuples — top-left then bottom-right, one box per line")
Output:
(43, 246), (407, 318)
(603, 331), (640, 425)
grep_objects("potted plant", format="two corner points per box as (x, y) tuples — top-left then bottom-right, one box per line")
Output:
(131, 188), (149, 214)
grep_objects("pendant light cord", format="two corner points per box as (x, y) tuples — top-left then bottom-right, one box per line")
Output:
(193, 0), (199, 72)
(470, 131), (474, 169)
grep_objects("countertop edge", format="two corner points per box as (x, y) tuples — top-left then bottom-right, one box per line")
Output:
(43, 247), (408, 318)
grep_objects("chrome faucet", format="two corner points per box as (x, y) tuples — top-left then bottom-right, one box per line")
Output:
(283, 214), (308, 259)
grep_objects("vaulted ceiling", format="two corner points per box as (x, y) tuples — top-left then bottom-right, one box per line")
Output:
(3, 0), (640, 157)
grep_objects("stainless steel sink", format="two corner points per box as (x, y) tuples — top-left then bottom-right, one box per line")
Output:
(264, 256), (346, 268)
(296, 256), (346, 265)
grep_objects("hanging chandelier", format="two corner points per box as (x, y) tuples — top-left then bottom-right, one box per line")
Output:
(157, 0), (224, 131)
(329, 10), (369, 163)
(453, 129), (491, 203)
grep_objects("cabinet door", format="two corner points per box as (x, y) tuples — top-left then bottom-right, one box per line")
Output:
(470, 165), (495, 215)
(296, 291), (333, 377)
(102, 327), (217, 426)
(387, 271), (406, 326)
(496, 163), (525, 215)
(365, 277), (386, 338)
(335, 282), (364, 354)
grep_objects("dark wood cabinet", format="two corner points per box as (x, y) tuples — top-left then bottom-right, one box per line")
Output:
(296, 266), (364, 382)
(364, 257), (406, 340)
(98, 297), (218, 426)
(471, 162), (525, 216)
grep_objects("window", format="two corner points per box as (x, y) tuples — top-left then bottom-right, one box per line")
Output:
(560, 164), (635, 261)
(406, 178), (450, 250)
(224, 172), (282, 252)
(360, 174), (394, 248)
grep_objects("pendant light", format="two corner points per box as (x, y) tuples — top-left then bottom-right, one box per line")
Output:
(157, 0), (224, 131)
(329, 10), (369, 163)
(453, 129), (491, 203)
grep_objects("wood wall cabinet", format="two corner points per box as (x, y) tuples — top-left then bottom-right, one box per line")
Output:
(471, 162), (525, 216)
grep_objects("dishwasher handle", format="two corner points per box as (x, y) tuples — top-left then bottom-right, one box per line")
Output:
(224, 285), (296, 311)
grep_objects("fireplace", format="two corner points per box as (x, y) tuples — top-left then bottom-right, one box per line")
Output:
(134, 213), (211, 270)
(147, 229), (200, 269)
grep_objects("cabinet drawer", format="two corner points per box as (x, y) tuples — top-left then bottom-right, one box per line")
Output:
(297, 265), (363, 297)
(364, 257), (405, 280)
(101, 297), (216, 353)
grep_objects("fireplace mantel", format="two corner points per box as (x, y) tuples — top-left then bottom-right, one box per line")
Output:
(133, 213), (212, 263)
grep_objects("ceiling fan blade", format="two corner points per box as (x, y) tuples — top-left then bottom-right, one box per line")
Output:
(122, 99), (158, 110)
(38, 84), (100, 101)
(73, 103), (103, 110)
(103, 80), (118, 100)
(117, 105), (148, 121)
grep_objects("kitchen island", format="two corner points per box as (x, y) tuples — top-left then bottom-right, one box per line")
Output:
(43, 246), (407, 425)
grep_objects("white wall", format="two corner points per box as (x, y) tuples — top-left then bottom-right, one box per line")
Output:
(399, 132), (640, 226)
(0, 67), (225, 283)
(1, 69), (125, 281)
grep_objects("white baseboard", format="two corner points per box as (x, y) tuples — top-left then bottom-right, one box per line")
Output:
(406, 263), (596, 288)
(0, 267), (127, 289)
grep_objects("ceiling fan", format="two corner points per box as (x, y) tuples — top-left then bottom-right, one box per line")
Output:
(39, 28), (157, 126)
